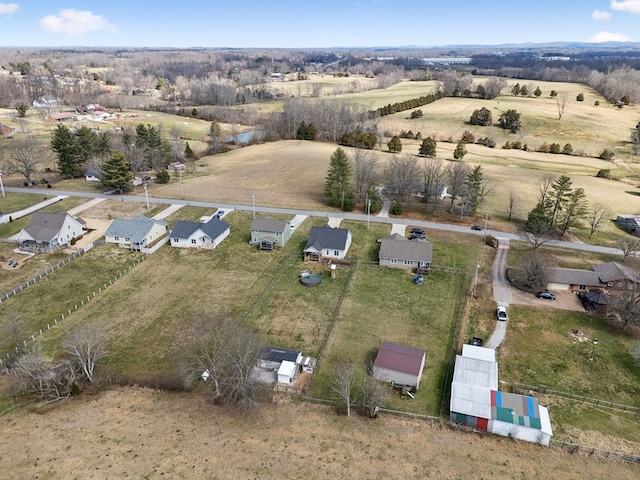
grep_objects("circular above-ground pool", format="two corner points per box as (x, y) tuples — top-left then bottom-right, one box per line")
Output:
(300, 274), (322, 287)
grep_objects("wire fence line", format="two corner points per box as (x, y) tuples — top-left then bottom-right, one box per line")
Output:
(551, 439), (640, 464)
(0, 254), (147, 367)
(512, 383), (640, 415)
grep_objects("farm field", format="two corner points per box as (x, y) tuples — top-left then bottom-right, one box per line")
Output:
(1, 385), (638, 480)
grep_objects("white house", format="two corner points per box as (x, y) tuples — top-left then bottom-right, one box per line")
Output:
(304, 225), (352, 261)
(449, 345), (553, 446)
(373, 342), (426, 388)
(277, 360), (299, 384)
(104, 215), (168, 250)
(16, 212), (86, 252)
(169, 217), (230, 249)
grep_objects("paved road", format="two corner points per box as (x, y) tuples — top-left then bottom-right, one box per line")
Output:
(2, 186), (625, 257)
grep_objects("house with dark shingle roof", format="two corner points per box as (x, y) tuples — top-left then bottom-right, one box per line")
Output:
(250, 216), (291, 250)
(169, 217), (230, 249)
(303, 225), (352, 261)
(16, 211), (86, 252)
(104, 215), (168, 250)
(378, 233), (433, 271)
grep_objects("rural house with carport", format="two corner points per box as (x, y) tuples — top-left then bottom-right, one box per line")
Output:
(373, 342), (426, 389)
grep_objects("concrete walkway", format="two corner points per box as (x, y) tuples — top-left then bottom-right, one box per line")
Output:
(327, 217), (343, 228)
(67, 198), (107, 216)
(2, 195), (67, 223)
(289, 214), (308, 232)
(390, 224), (407, 235)
(152, 204), (185, 220)
(376, 186), (390, 218)
(486, 238), (512, 349)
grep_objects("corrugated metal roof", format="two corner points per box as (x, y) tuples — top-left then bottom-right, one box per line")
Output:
(373, 342), (425, 376)
(462, 344), (496, 362)
(452, 355), (499, 390)
(450, 383), (493, 419)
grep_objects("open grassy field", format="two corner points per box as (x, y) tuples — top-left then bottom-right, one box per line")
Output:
(2, 386), (638, 480)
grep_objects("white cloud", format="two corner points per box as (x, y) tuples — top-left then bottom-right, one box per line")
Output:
(611, 0), (640, 14)
(0, 3), (19, 15)
(592, 10), (612, 20)
(589, 31), (631, 42)
(39, 9), (117, 36)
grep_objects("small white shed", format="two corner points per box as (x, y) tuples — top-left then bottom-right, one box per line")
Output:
(277, 360), (298, 384)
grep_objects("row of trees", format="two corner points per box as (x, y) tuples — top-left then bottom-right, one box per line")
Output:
(325, 148), (382, 212)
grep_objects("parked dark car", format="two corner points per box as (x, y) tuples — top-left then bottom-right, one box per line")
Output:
(536, 291), (556, 300)
(470, 337), (484, 346)
(410, 227), (426, 235)
(471, 225), (483, 231)
(409, 234), (426, 241)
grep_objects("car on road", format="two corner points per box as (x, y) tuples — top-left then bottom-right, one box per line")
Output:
(471, 225), (483, 231)
(410, 227), (425, 235)
(409, 234), (426, 241)
(536, 291), (556, 300)
(496, 306), (508, 321)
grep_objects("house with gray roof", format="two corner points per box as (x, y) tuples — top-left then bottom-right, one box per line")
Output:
(169, 217), (230, 249)
(303, 225), (352, 261)
(16, 211), (86, 252)
(378, 233), (433, 271)
(250, 216), (291, 250)
(104, 215), (168, 250)
(546, 261), (639, 296)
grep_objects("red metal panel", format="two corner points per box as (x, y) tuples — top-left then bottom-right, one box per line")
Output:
(476, 417), (489, 431)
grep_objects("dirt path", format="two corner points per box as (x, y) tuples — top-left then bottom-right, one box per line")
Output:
(0, 387), (636, 480)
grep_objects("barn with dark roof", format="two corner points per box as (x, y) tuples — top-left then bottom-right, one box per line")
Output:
(373, 342), (426, 388)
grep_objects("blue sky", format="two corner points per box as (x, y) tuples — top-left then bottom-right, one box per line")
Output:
(1, 1), (639, 48)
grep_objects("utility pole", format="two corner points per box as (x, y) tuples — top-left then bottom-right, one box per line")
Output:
(252, 191), (256, 218)
(366, 193), (371, 230)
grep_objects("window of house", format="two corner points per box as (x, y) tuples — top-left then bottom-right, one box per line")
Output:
(629, 283), (634, 290)
(114, 236), (120, 241)
(125, 237), (130, 242)
(607, 282), (614, 287)
(191, 239), (197, 244)
(404, 260), (413, 266)
(334, 250), (340, 256)
(618, 282), (624, 287)
(390, 259), (397, 264)
(419, 261), (427, 267)
(579, 285), (586, 290)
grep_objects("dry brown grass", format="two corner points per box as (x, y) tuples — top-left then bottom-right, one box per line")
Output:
(0, 386), (637, 480)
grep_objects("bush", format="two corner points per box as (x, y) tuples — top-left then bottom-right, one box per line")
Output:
(469, 107), (492, 126)
(503, 141), (512, 149)
(390, 203), (404, 215)
(596, 169), (612, 179)
(461, 130), (475, 144)
(476, 137), (496, 148)
(599, 148), (615, 161)
(537, 143), (550, 153)
(549, 143), (561, 154)
(576, 92), (584, 102)
(595, 100), (600, 106)
(512, 141), (522, 150)
(562, 143), (573, 155)
(155, 169), (170, 184)
(410, 109), (423, 119)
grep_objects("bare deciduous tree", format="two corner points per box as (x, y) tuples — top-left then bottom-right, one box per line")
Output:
(510, 254), (549, 290)
(183, 315), (264, 412)
(12, 346), (79, 400)
(3, 137), (50, 185)
(618, 237), (640, 262)
(607, 289), (640, 330)
(331, 361), (356, 417)
(587, 203), (609, 239)
(421, 157), (444, 210)
(556, 93), (569, 120)
(352, 149), (378, 203)
(360, 367), (390, 418)
(62, 326), (109, 383)
(445, 161), (471, 212)
(507, 191), (518, 221)
(384, 154), (421, 204)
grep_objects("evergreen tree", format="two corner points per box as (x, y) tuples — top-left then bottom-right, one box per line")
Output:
(453, 141), (467, 160)
(419, 137), (437, 157)
(184, 142), (195, 159)
(387, 136), (402, 153)
(533, 86), (542, 97)
(325, 148), (354, 210)
(511, 83), (521, 96)
(101, 151), (134, 192)
(464, 165), (483, 215)
(576, 92), (584, 102)
(155, 169), (170, 184)
(51, 124), (83, 177)
(549, 175), (574, 228)
(519, 84), (528, 97)
(469, 107), (493, 126)
(498, 109), (522, 133)
(559, 188), (588, 236)
(550, 90), (558, 98)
